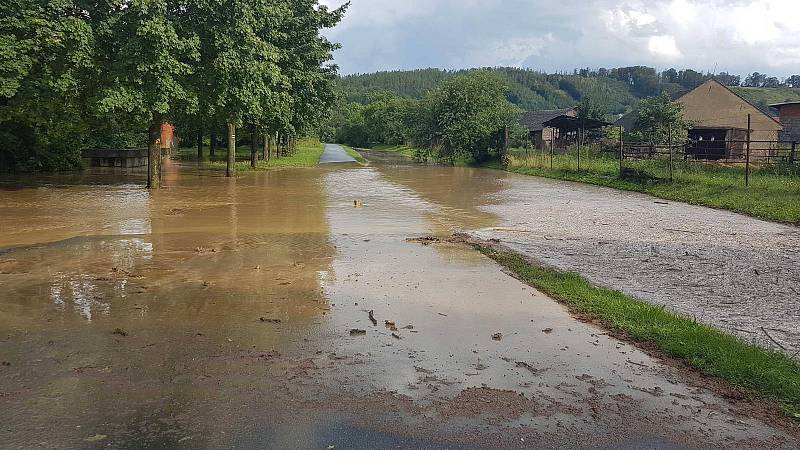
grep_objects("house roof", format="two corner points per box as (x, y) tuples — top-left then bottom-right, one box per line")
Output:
(543, 115), (610, 132)
(769, 101), (800, 109)
(679, 79), (781, 126)
(519, 108), (575, 132)
(616, 79), (782, 132)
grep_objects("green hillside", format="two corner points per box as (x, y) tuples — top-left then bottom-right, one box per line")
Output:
(338, 68), (800, 118)
(338, 68), (639, 117)
(732, 87), (800, 114)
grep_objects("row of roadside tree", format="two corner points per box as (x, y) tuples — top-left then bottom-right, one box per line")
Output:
(0, 0), (346, 185)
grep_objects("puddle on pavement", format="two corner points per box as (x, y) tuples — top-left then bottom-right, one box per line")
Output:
(0, 158), (796, 449)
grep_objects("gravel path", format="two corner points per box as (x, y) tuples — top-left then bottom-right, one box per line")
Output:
(469, 175), (800, 354)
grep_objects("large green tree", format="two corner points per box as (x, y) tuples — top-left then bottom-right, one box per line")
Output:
(95, 0), (199, 188)
(0, 0), (96, 171)
(420, 71), (521, 162)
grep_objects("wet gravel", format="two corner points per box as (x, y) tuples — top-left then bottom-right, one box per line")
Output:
(470, 175), (800, 354)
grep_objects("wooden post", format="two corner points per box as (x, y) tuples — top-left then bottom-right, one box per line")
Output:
(250, 127), (257, 169)
(745, 114), (751, 187)
(577, 128), (581, 171)
(792, 141), (797, 164)
(227, 122), (236, 178)
(618, 126), (624, 177)
(147, 120), (161, 189)
(261, 133), (269, 161)
(550, 134), (554, 170)
(668, 123), (673, 182)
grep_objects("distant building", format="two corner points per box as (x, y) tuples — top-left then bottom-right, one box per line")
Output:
(616, 79), (783, 160)
(769, 102), (800, 143)
(519, 108), (576, 149)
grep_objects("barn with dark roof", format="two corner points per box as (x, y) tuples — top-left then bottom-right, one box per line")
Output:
(519, 107), (576, 149)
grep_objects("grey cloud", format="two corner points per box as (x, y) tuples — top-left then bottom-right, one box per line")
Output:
(323, 0), (800, 77)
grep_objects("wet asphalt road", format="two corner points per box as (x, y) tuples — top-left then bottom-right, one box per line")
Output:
(320, 143), (357, 164)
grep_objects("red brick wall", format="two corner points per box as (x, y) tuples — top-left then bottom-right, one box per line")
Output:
(160, 123), (175, 149)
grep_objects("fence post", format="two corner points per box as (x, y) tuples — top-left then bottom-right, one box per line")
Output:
(577, 128), (581, 171)
(668, 123), (673, 182)
(792, 141), (797, 164)
(550, 135), (554, 170)
(618, 126), (624, 177)
(745, 114), (751, 187)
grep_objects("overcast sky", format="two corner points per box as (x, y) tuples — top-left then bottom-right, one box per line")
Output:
(319, 0), (800, 78)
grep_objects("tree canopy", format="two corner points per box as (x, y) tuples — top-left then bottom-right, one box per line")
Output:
(0, 0), (347, 172)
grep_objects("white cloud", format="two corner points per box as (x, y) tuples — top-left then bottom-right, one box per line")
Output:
(322, 0), (800, 77)
(648, 35), (682, 59)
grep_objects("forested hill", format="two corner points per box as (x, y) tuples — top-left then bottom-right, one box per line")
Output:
(338, 67), (800, 116)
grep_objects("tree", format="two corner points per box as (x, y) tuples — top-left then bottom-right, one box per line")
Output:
(786, 75), (800, 88)
(0, 0), (98, 171)
(631, 92), (691, 144)
(420, 71), (521, 162)
(716, 72), (741, 87)
(96, 0), (199, 188)
(763, 77), (781, 88)
(744, 72), (767, 87)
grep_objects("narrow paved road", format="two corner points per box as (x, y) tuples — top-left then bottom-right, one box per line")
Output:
(320, 143), (357, 164)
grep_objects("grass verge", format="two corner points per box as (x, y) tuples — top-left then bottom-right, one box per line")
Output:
(502, 150), (800, 225)
(340, 145), (368, 164)
(369, 144), (418, 158)
(177, 138), (324, 171)
(473, 242), (800, 418)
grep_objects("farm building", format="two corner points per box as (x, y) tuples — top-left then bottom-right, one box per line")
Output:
(617, 79), (783, 161)
(770, 102), (800, 143)
(519, 108), (576, 149)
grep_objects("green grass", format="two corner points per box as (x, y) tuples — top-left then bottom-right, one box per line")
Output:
(474, 244), (800, 418)
(340, 145), (368, 164)
(502, 149), (800, 225)
(176, 138), (324, 171)
(368, 144), (418, 158)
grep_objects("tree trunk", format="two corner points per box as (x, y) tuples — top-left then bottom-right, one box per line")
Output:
(147, 120), (161, 189)
(210, 131), (217, 158)
(197, 130), (203, 160)
(227, 122), (236, 177)
(250, 127), (257, 168)
(262, 133), (269, 162)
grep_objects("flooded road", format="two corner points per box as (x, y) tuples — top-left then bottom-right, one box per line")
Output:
(1, 156), (797, 449)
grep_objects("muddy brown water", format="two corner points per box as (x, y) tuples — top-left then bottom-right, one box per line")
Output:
(0, 156), (797, 449)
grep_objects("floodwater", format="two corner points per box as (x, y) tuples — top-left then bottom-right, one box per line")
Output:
(0, 155), (797, 449)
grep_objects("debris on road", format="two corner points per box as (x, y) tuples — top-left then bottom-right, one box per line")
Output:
(385, 320), (398, 331)
(392, 333), (402, 340)
(349, 329), (367, 336)
(260, 318), (282, 324)
(542, 328), (553, 334)
(112, 328), (128, 337)
(492, 333), (503, 341)
(515, 361), (540, 375)
(368, 310), (378, 325)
